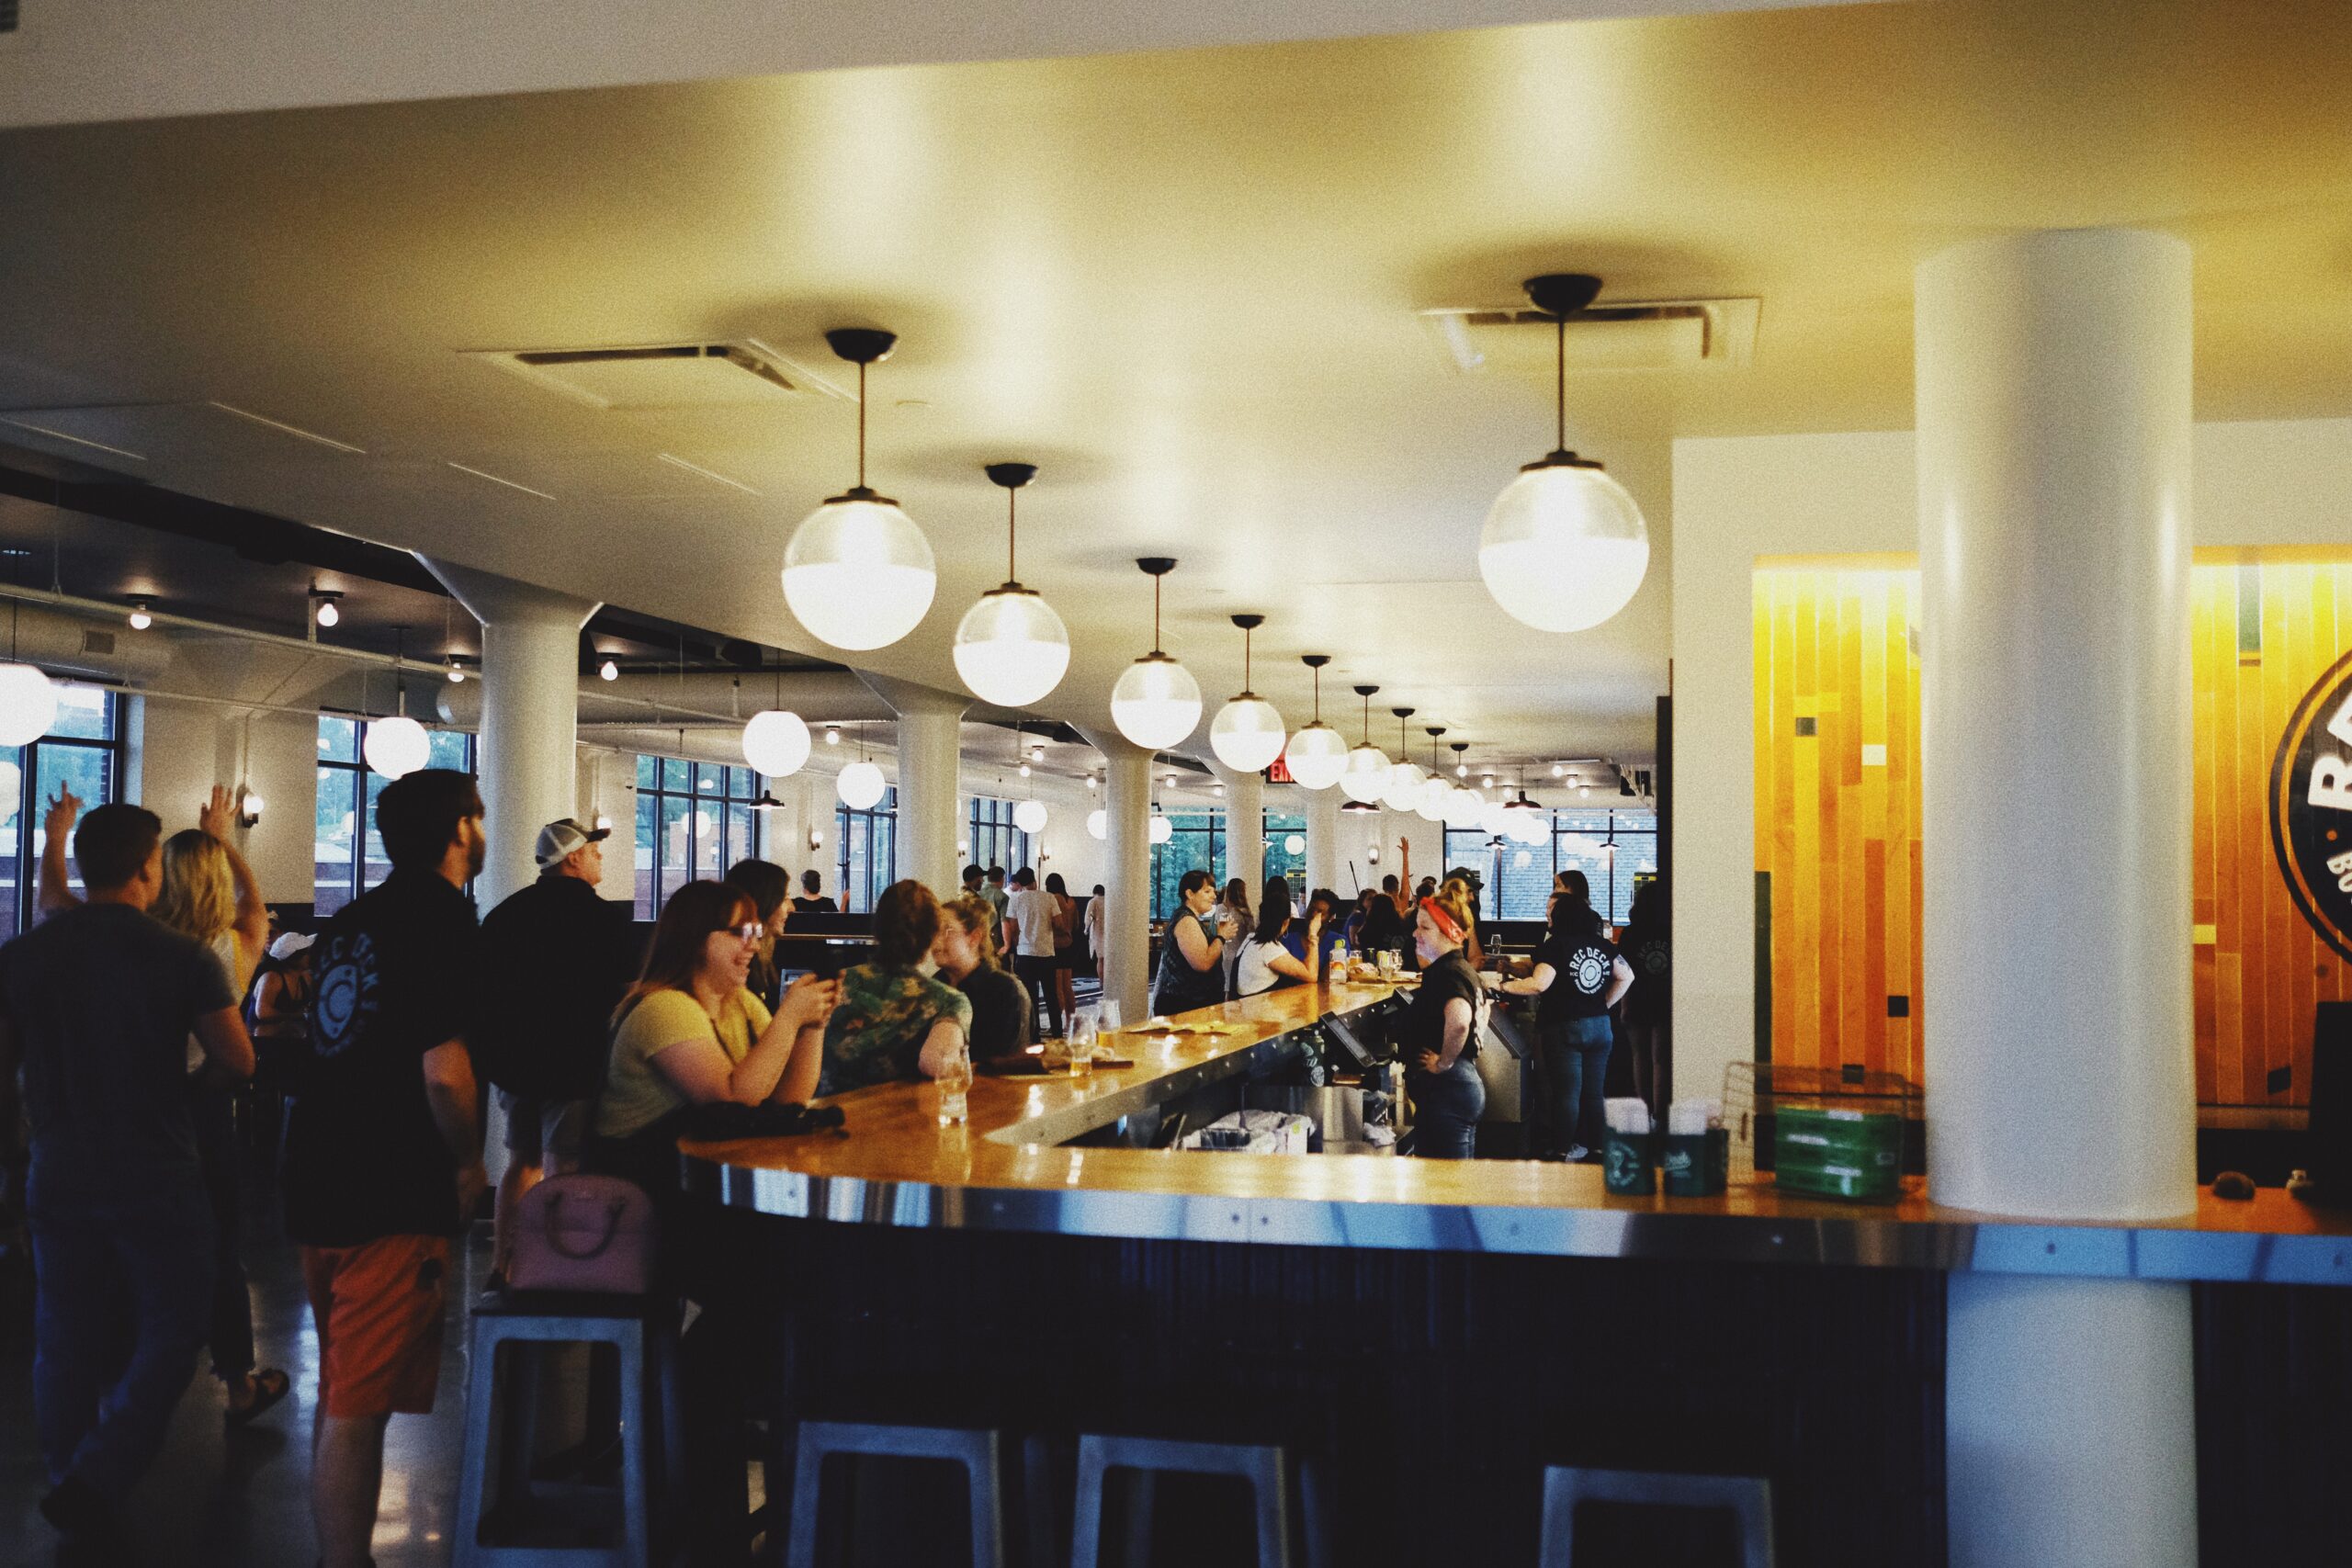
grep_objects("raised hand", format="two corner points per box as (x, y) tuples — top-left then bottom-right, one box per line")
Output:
(198, 783), (237, 840)
(42, 784), (81, 841)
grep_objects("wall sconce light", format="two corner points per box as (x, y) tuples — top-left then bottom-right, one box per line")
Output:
(236, 784), (265, 828)
(808, 827), (825, 852)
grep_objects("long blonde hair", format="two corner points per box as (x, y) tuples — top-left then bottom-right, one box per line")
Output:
(153, 829), (235, 946)
(940, 892), (1002, 966)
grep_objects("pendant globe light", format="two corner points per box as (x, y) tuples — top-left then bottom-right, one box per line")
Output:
(1109, 558), (1202, 750)
(1282, 655), (1349, 791)
(741, 659), (812, 779)
(363, 629), (431, 779)
(0, 594), (56, 748)
(1086, 808), (1107, 840)
(1339, 684), (1391, 804)
(1418, 728), (1452, 822)
(783, 328), (936, 651)
(1381, 707), (1426, 812)
(954, 462), (1070, 705)
(1209, 614), (1287, 773)
(1479, 274), (1649, 634)
(836, 722), (887, 810)
(1010, 722), (1049, 833)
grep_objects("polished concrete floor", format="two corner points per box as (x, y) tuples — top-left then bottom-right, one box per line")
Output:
(0, 1175), (490, 1568)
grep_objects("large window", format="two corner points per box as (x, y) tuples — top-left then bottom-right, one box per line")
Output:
(0, 684), (123, 932)
(634, 755), (765, 919)
(1443, 807), (1657, 923)
(967, 797), (1033, 880)
(836, 785), (897, 914)
(1148, 809), (1223, 920)
(315, 716), (474, 917)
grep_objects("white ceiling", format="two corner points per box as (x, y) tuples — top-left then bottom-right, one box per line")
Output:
(3, 0), (2349, 773)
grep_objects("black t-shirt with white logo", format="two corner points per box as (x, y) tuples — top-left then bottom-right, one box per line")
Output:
(283, 871), (482, 1246)
(1620, 919), (1669, 1025)
(1534, 925), (1621, 1024)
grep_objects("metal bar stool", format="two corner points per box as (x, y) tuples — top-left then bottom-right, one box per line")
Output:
(454, 1292), (685, 1567)
(1538, 1467), (1774, 1568)
(1069, 1433), (1329, 1568)
(783, 1421), (1006, 1568)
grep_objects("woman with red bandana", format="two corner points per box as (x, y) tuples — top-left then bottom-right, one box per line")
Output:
(1399, 882), (1488, 1158)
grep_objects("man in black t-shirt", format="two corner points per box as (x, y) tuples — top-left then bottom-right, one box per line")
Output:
(283, 769), (486, 1568)
(0, 804), (254, 1545)
(791, 867), (841, 914)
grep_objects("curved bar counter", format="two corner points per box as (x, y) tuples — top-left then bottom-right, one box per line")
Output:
(681, 979), (2352, 1288)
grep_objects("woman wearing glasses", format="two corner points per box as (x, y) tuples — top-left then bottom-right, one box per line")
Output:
(591, 881), (838, 1182)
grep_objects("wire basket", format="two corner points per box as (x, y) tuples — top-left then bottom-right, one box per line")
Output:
(1721, 1062), (1924, 1188)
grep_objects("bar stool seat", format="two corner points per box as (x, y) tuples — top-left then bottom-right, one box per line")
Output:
(1537, 1466), (1774, 1568)
(783, 1420), (1006, 1568)
(1069, 1433), (1329, 1568)
(455, 1291), (685, 1568)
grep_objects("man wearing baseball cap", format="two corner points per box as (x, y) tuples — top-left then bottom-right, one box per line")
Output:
(473, 817), (635, 1283)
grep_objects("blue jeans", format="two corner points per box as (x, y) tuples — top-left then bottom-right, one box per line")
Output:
(1543, 1015), (1615, 1157)
(29, 1180), (214, 1498)
(1409, 1060), (1486, 1159)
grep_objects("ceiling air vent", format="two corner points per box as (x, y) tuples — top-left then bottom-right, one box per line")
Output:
(80, 628), (116, 658)
(1417, 296), (1758, 374)
(463, 339), (846, 411)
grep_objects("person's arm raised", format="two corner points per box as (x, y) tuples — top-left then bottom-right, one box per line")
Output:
(200, 785), (269, 980)
(37, 786), (82, 916)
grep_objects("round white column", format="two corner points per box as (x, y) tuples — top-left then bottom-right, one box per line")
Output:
(860, 674), (967, 897)
(421, 558), (599, 909)
(1211, 761), (1264, 897)
(1302, 784), (1340, 901)
(1917, 229), (2197, 1568)
(1080, 728), (1153, 1021)
(1917, 227), (2196, 1219)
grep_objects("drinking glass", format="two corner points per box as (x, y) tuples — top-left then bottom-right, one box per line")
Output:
(1097, 999), (1122, 1034)
(935, 1046), (973, 1126)
(1066, 1013), (1099, 1077)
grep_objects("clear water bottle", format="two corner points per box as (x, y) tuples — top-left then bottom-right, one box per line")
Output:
(935, 1044), (972, 1127)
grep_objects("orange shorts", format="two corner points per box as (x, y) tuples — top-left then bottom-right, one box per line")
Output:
(301, 1235), (451, 1418)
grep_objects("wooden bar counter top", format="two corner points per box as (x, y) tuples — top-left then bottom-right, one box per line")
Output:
(679, 976), (2352, 1286)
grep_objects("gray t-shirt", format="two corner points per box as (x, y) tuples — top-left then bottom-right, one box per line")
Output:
(0, 903), (236, 1205)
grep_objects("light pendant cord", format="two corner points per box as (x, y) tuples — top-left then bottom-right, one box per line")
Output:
(1152, 574), (1163, 656)
(857, 362), (868, 489)
(1243, 624), (1252, 690)
(1007, 489), (1017, 583)
(1555, 312), (1567, 454)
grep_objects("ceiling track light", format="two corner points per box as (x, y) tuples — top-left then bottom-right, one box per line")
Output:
(1340, 683), (1391, 804)
(597, 656), (619, 682)
(1479, 273), (1650, 634)
(309, 587), (343, 632)
(1109, 557), (1201, 750)
(1209, 613), (1286, 773)
(955, 460), (1069, 705)
(1283, 655), (1349, 791)
(127, 597), (153, 631)
(782, 327), (935, 650)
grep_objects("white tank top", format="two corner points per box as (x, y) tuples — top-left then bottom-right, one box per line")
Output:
(1232, 935), (1287, 998)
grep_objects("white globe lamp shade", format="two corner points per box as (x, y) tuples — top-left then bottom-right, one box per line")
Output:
(1339, 744), (1391, 804)
(1418, 776), (1451, 822)
(836, 760), (887, 810)
(782, 493), (936, 651)
(0, 758), (18, 822)
(1478, 459), (1649, 634)
(0, 663), (56, 747)
(1012, 797), (1048, 834)
(1209, 694), (1288, 773)
(1283, 724), (1349, 791)
(1478, 800), (1511, 836)
(1148, 813), (1173, 846)
(1109, 654), (1202, 750)
(953, 587), (1070, 706)
(1086, 808), (1107, 840)
(363, 715), (432, 779)
(1382, 761), (1427, 814)
(741, 710), (811, 778)
(1446, 786), (1483, 822)
(1283, 833), (1306, 857)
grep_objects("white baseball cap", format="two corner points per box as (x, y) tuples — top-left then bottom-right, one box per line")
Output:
(535, 817), (611, 870)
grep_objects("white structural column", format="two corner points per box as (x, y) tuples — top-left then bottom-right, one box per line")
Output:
(1079, 728), (1154, 1020)
(423, 559), (601, 908)
(1210, 761), (1264, 897)
(1302, 784), (1340, 900)
(860, 674), (967, 897)
(1917, 230), (2197, 1568)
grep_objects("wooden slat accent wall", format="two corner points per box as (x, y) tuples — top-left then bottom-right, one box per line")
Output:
(1755, 557), (2352, 1108)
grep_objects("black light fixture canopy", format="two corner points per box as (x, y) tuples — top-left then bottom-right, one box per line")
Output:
(1521, 272), (1609, 475)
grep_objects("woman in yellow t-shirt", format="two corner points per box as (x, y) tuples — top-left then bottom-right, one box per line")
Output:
(593, 881), (839, 1165)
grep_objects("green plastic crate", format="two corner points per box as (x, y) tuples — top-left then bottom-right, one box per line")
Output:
(1772, 1105), (1904, 1201)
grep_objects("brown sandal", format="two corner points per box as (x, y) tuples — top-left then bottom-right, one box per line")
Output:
(227, 1367), (290, 1426)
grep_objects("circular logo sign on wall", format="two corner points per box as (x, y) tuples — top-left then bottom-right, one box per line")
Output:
(2270, 647), (2352, 966)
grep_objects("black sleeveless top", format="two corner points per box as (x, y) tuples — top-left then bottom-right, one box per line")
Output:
(1150, 910), (1227, 1017)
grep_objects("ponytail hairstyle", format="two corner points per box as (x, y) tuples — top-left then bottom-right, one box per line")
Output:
(940, 892), (1001, 967)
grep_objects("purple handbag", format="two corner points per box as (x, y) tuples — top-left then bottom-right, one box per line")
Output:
(506, 1174), (658, 1294)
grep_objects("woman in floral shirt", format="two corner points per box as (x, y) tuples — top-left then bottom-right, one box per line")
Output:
(818, 880), (974, 1095)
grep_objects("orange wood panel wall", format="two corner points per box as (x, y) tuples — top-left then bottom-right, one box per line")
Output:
(1755, 555), (2352, 1108)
